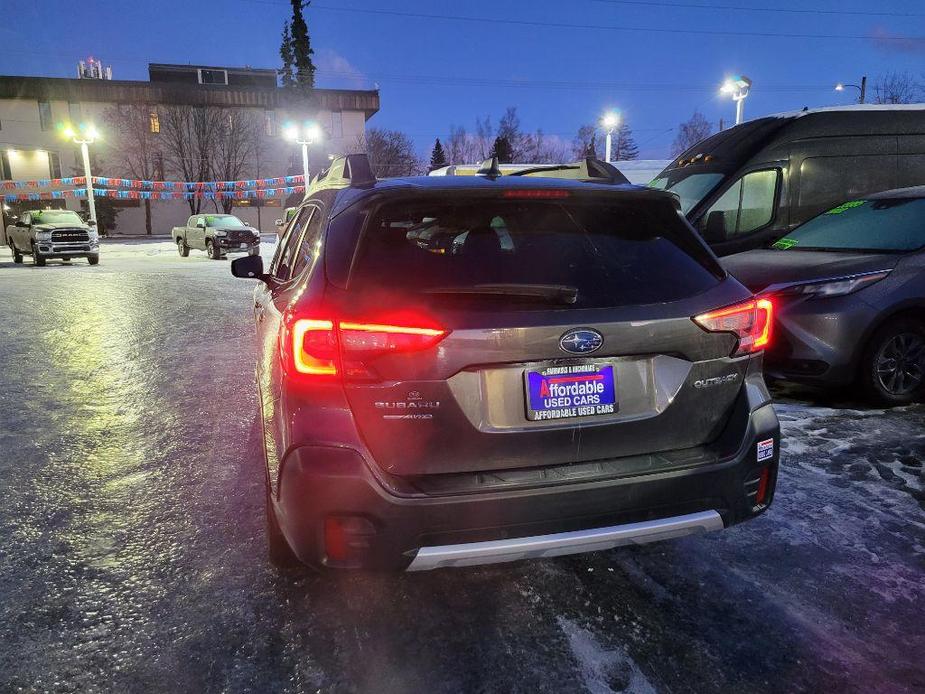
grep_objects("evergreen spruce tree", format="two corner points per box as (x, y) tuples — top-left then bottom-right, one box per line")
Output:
(289, 0), (316, 89)
(429, 138), (448, 170)
(279, 21), (294, 87)
(613, 123), (639, 161)
(489, 136), (514, 163)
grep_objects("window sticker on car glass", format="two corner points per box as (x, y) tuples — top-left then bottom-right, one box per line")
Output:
(825, 200), (866, 215)
(206, 215), (216, 224)
(772, 238), (799, 250)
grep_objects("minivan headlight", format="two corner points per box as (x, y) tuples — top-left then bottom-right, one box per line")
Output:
(785, 271), (891, 298)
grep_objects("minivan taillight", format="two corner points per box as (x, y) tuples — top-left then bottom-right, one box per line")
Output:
(286, 317), (448, 379)
(693, 298), (773, 356)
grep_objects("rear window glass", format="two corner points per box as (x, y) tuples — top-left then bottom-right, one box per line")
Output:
(348, 197), (721, 309)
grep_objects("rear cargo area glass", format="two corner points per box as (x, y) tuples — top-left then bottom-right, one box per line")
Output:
(349, 198), (720, 309)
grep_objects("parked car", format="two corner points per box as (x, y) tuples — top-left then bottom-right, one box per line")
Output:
(723, 187), (925, 404)
(652, 105), (925, 256)
(275, 207), (297, 237)
(172, 213), (260, 259)
(6, 208), (100, 265)
(230, 154), (780, 571)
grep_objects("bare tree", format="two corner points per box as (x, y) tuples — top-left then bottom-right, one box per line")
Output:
(211, 110), (262, 213)
(572, 124), (600, 159)
(354, 128), (422, 177)
(103, 104), (160, 234)
(873, 71), (921, 104)
(670, 111), (714, 158)
(474, 115), (494, 161)
(159, 105), (220, 214)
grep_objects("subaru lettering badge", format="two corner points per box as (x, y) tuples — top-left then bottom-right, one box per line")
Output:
(559, 328), (604, 355)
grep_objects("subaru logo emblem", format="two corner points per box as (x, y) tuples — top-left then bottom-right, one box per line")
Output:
(559, 328), (604, 355)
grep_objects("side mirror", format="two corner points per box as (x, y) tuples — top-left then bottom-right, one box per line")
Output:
(231, 254), (274, 285)
(196, 221), (206, 229)
(87, 219), (97, 227)
(702, 211), (728, 244)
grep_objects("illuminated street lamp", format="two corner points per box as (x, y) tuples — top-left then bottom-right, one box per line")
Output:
(720, 75), (752, 126)
(283, 121), (323, 194)
(835, 75), (867, 104)
(60, 122), (100, 226)
(600, 110), (621, 163)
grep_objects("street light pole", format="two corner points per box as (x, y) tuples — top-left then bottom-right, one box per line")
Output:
(78, 140), (96, 225)
(835, 76), (867, 104)
(721, 76), (752, 126)
(61, 123), (99, 226)
(283, 121), (322, 199)
(600, 111), (620, 163)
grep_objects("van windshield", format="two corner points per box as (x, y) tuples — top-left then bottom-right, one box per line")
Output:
(650, 172), (725, 214)
(348, 196), (722, 310)
(771, 198), (925, 253)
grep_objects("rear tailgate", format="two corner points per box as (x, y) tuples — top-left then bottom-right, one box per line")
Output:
(331, 189), (753, 477)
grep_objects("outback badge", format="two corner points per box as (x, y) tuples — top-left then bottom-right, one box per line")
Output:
(559, 328), (604, 355)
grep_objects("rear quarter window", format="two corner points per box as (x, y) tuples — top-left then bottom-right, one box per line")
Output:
(346, 195), (722, 309)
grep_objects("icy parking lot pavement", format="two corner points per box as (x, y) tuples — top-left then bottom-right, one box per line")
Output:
(0, 241), (922, 693)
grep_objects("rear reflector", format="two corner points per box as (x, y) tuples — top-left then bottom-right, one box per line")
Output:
(755, 467), (771, 505)
(693, 298), (773, 356)
(287, 317), (448, 379)
(502, 189), (570, 199)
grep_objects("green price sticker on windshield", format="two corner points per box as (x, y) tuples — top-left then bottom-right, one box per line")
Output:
(772, 238), (799, 250)
(824, 200), (866, 215)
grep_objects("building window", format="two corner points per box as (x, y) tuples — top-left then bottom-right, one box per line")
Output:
(49, 152), (62, 179)
(265, 109), (277, 137)
(149, 110), (160, 134)
(0, 151), (11, 180)
(198, 69), (228, 85)
(38, 101), (52, 131)
(68, 101), (81, 123)
(332, 111), (343, 138)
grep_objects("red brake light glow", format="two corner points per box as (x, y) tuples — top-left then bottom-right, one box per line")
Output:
(502, 189), (570, 199)
(287, 317), (448, 379)
(693, 298), (773, 356)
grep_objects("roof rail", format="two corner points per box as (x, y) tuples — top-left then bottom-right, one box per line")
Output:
(510, 157), (630, 185)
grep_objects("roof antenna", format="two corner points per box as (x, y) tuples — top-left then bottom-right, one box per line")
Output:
(476, 156), (502, 179)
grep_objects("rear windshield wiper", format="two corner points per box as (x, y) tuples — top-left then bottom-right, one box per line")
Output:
(425, 283), (579, 305)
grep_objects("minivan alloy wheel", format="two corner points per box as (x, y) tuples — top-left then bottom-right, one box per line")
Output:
(876, 333), (925, 395)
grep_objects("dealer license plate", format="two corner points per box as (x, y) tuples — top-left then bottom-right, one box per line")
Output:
(525, 364), (616, 421)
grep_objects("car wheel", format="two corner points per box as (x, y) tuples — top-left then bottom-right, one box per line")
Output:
(87, 255), (100, 266)
(32, 243), (46, 266)
(10, 244), (22, 263)
(177, 238), (190, 257)
(207, 240), (222, 260)
(265, 484), (300, 567)
(861, 318), (925, 405)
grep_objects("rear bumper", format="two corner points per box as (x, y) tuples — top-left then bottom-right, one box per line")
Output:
(274, 399), (780, 571)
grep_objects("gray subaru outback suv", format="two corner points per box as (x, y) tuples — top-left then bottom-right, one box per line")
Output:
(232, 154), (780, 571)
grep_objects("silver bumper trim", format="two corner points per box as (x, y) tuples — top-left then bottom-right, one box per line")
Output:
(405, 510), (724, 571)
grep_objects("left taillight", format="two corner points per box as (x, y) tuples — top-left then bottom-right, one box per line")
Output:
(285, 317), (448, 380)
(693, 298), (773, 356)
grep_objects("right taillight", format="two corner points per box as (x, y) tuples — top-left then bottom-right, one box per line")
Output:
(693, 298), (773, 356)
(284, 316), (448, 380)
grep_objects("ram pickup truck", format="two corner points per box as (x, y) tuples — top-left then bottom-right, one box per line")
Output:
(7, 209), (100, 265)
(173, 213), (260, 260)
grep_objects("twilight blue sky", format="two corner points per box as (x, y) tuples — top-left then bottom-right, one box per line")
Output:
(2, 0), (924, 159)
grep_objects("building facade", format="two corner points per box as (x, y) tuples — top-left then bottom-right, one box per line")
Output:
(0, 63), (379, 236)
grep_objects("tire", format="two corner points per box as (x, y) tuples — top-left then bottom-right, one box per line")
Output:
(87, 255), (100, 266)
(860, 318), (925, 405)
(207, 239), (223, 260)
(177, 238), (189, 257)
(10, 244), (22, 264)
(32, 243), (45, 267)
(266, 483), (300, 567)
